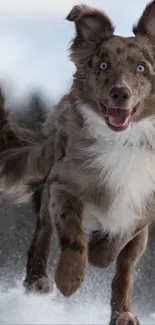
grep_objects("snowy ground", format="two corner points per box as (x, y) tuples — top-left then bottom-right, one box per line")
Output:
(0, 283), (110, 324)
(0, 201), (155, 324)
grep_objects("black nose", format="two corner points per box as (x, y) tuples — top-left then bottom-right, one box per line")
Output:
(110, 86), (131, 102)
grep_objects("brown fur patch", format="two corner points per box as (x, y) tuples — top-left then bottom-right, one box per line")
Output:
(61, 235), (85, 253)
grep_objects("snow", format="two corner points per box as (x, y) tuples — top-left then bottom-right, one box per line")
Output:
(0, 280), (110, 324)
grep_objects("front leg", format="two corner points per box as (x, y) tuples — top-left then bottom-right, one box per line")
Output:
(110, 226), (148, 325)
(88, 230), (127, 268)
(49, 184), (87, 297)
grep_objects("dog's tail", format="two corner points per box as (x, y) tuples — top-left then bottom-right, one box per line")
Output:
(0, 88), (54, 203)
(0, 88), (45, 151)
(0, 137), (54, 203)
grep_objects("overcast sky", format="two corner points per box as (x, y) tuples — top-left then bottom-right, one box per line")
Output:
(0, 0), (150, 102)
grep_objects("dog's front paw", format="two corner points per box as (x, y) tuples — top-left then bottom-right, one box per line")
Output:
(24, 276), (53, 294)
(55, 249), (87, 297)
(110, 312), (140, 325)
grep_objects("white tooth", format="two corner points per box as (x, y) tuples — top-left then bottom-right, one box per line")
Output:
(123, 116), (130, 126)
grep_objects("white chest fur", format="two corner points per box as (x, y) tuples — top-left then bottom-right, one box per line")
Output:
(80, 105), (155, 236)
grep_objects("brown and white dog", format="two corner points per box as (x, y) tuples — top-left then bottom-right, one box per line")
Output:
(1, 1), (155, 324)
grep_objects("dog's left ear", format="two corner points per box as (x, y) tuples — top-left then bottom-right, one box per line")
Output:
(66, 5), (114, 41)
(133, 0), (155, 36)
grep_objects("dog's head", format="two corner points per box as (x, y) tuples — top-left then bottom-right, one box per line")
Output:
(67, 1), (155, 132)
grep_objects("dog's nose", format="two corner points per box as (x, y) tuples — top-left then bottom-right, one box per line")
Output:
(110, 86), (131, 102)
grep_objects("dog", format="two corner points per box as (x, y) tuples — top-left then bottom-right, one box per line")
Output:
(1, 1), (155, 324)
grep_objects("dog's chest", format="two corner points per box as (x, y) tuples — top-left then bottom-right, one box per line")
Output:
(83, 143), (155, 235)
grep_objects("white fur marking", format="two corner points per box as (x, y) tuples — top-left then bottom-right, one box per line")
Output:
(79, 104), (155, 235)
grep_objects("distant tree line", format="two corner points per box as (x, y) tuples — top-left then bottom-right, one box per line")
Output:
(8, 91), (52, 131)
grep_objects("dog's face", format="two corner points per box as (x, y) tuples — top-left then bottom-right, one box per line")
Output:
(67, 1), (155, 131)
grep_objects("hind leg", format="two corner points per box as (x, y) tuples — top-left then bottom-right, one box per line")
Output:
(110, 226), (148, 325)
(24, 186), (53, 293)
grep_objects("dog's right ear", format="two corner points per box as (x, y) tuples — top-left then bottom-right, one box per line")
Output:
(66, 5), (114, 42)
(133, 0), (155, 37)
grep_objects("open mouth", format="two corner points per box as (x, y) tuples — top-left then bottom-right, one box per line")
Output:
(101, 106), (136, 131)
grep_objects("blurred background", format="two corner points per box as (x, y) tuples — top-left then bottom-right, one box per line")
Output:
(0, 0), (155, 324)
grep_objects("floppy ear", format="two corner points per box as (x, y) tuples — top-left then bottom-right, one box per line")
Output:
(66, 4), (114, 42)
(133, 0), (155, 36)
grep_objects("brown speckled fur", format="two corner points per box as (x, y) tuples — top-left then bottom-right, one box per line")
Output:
(1, 2), (155, 325)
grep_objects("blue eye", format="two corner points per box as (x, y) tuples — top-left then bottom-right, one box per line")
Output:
(100, 62), (108, 71)
(137, 64), (145, 72)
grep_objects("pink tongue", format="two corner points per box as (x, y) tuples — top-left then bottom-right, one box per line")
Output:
(106, 108), (130, 127)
